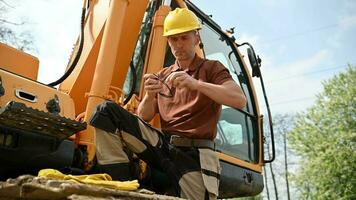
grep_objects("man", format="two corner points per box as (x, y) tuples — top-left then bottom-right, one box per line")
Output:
(89, 8), (246, 200)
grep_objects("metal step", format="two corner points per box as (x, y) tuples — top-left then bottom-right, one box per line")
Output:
(0, 101), (86, 140)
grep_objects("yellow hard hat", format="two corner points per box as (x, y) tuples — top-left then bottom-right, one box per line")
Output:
(163, 8), (202, 37)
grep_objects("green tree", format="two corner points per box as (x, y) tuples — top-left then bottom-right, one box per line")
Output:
(288, 65), (356, 199)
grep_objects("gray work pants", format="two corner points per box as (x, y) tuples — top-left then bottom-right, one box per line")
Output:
(90, 101), (220, 200)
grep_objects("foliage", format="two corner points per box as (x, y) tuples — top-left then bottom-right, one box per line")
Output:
(0, 0), (34, 51)
(288, 65), (356, 199)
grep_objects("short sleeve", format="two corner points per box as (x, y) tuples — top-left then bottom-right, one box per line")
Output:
(209, 61), (233, 85)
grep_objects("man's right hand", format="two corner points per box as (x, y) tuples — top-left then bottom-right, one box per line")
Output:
(143, 74), (163, 98)
(138, 74), (162, 121)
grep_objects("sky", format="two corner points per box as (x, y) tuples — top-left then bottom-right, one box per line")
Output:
(3, 0), (356, 115)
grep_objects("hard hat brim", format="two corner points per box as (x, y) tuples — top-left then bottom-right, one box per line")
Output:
(163, 26), (202, 37)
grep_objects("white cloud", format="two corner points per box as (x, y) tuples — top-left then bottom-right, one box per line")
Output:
(270, 49), (330, 79)
(339, 14), (356, 29)
(236, 33), (259, 47)
(328, 1), (356, 47)
(344, 0), (356, 15)
(338, 0), (356, 29)
(234, 33), (326, 114)
(253, 49), (331, 114)
(255, 0), (355, 114)
(236, 33), (273, 72)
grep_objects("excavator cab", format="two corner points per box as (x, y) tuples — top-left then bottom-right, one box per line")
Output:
(0, 0), (274, 199)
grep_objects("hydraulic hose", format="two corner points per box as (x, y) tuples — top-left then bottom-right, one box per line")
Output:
(122, 0), (157, 105)
(123, 61), (137, 105)
(48, 4), (86, 87)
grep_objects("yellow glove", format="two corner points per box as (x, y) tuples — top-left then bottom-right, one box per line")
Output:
(38, 169), (139, 191)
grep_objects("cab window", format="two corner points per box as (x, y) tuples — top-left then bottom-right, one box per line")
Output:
(199, 20), (259, 163)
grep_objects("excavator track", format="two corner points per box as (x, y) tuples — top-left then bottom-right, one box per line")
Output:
(0, 101), (86, 140)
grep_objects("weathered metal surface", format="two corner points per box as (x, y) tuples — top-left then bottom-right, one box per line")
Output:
(0, 101), (86, 140)
(0, 175), (184, 200)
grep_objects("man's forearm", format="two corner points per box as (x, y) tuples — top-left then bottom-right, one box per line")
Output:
(197, 81), (247, 109)
(137, 94), (158, 121)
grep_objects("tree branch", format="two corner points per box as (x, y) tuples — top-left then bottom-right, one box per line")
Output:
(0, 0), (14, 8)
(0, 18), (25, 26)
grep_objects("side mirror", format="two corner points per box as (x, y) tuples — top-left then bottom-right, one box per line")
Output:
(247, 47), (261, 78)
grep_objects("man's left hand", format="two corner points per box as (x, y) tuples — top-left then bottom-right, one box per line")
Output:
(166, 71), (199, 90)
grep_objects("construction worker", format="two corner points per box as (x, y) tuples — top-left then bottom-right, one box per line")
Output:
(89, 8), (246, 200)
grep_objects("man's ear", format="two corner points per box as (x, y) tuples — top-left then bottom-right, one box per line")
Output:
(167, 38), (172, 48)
(194, 32), (201, 45)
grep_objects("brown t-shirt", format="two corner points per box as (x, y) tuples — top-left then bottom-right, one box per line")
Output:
(156, 55), (233, 140)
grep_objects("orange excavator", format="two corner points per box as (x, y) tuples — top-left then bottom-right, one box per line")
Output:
(0, 0), (275, 198)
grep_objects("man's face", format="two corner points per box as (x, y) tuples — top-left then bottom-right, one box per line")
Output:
(167, 31), (199, 61)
